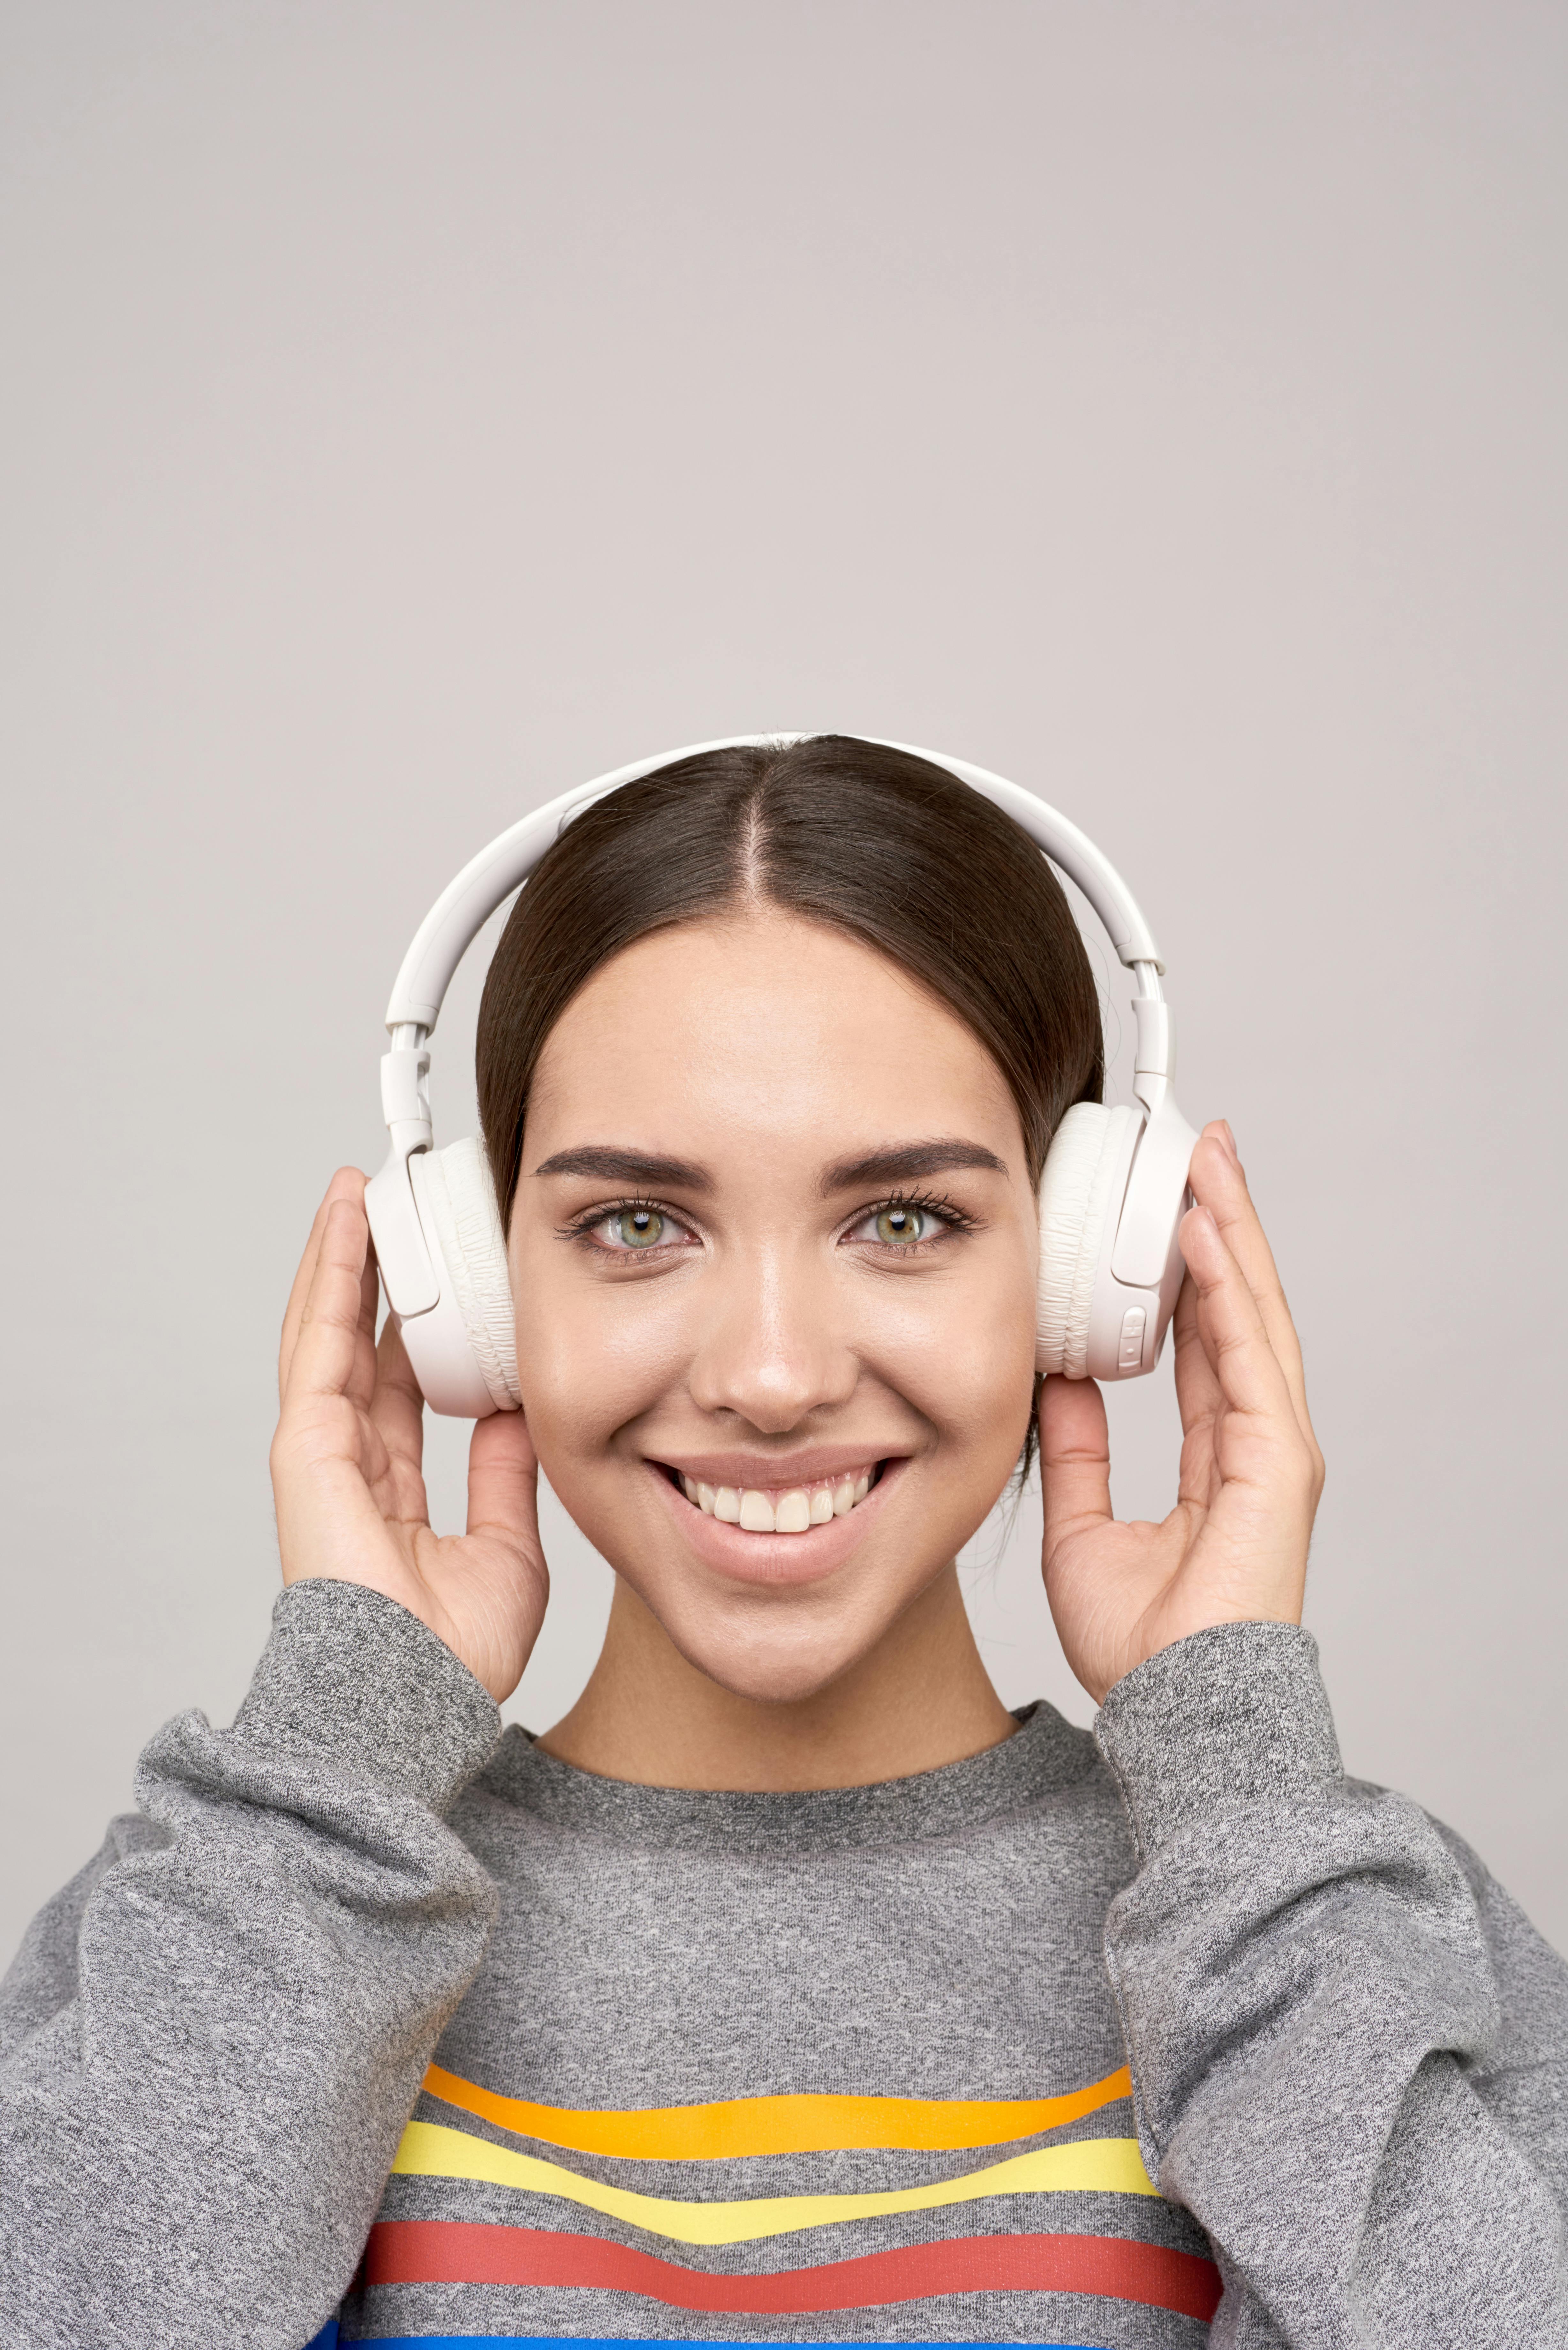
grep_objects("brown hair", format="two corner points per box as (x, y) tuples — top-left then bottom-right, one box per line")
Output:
(477, 735), (1103, 1222)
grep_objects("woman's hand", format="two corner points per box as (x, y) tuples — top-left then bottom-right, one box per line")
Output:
(269, 1168), (548, 1703)
(1039, 1121), (1325, 1705)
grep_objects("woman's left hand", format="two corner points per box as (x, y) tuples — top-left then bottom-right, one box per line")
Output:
(1039, 1120), (1325, 1705)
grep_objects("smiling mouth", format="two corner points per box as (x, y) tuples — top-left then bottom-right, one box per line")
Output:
(664, 1463), (883, 1535)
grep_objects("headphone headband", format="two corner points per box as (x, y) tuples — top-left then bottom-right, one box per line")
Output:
(382, 732), (1166, 1036)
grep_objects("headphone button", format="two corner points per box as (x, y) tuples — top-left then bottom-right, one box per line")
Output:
(1117, 1306), (1147, 1371)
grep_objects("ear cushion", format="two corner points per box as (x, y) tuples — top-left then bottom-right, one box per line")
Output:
(408, 1137), (521, 1411)
(1036, 1102), (1135, 1377)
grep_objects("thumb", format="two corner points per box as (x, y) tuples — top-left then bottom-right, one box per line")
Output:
(466, 1409), (542, 1550)
(1039, 1373), (1114, 1565)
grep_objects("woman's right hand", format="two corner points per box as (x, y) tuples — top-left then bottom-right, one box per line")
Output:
(269, 1168), (548, 1702)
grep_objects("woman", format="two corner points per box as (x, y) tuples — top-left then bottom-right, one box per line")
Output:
(3, 737), (1564, 2349)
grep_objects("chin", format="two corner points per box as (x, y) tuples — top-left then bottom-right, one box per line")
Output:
(610, 1500), (964, 1710)
(675, 1593), (904, 1704)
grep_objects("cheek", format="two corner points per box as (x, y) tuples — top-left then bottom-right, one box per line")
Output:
(870, 1260), (1038, 1461)
(508, 1235), (695, 1450)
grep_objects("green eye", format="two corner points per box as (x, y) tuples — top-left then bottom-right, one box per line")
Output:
(875, 1205), (926, 1245)
(615, 1207), (666, 1248)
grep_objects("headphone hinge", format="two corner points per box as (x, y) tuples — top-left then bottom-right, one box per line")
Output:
(380, 1044), (433, 1153)
(1131, 996), (1174, 1082)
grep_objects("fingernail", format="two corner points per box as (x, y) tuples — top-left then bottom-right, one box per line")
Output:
(1217, 1120), (1240, 1166)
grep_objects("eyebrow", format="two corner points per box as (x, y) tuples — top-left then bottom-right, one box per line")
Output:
(821, 1139), (1009, 1193)
(531, 1145), (713, 1192)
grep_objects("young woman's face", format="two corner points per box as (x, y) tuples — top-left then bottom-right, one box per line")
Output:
(509, 910), (1039, 1703)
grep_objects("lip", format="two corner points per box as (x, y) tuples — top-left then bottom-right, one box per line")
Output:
(647, 1454), (907, 1589)
(654, 1445), (902, 1492)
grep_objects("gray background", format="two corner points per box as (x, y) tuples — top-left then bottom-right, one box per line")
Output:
(3, 2), (1564, 1964)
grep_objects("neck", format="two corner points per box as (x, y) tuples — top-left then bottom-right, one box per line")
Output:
(537, 1563), (1016, 1792)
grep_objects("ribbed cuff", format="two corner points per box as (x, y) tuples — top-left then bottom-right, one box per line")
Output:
(1094, 1620), (1342, 1861)
(233, 1578), (501, 1811)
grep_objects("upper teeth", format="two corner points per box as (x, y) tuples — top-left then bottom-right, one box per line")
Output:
(679, 1470), (874, 1533)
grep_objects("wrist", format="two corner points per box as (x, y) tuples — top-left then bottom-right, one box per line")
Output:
(1093, 1619), (1339, 1861)
(234, 1578), (502, 1809)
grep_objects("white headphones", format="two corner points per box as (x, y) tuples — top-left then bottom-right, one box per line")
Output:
(364, 734), (1198, 1417)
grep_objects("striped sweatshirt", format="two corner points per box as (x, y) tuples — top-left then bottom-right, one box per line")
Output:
(2, 1579), (1566, 2347)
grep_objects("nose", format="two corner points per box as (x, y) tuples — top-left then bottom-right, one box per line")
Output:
(686, 1240), (859, 1434)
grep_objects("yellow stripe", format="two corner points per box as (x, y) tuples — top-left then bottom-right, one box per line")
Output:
(391, 2120), (1158, 2246)
(421, 2063), (1133, 2158)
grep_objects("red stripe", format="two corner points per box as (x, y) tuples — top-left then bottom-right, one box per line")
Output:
(365, 2220), (1220, 2323)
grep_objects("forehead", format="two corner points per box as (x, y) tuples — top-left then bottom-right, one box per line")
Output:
(525, 910), (1025, 1166)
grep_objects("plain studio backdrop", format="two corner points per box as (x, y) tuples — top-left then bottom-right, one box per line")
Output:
(2, 1), (1564, 1964)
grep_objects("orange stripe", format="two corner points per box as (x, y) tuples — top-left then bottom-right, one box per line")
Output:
(421, 2064), (1134, 2158)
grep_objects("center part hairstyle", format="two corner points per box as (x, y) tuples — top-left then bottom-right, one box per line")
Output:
(475, 734), (1106, 1224)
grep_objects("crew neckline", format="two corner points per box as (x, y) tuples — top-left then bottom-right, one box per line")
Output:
(476, 1698), (1099, 1855)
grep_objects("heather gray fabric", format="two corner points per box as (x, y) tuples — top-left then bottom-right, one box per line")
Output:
(1096, 1627), (1568, 2342)
(1, 1581), (1565, 2349)
(0, 1584), (502, 2348)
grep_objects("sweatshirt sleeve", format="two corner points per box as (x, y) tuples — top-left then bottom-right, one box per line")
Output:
(1095, 1620), (1568, 2347)
(0, 1577), (502, 2350)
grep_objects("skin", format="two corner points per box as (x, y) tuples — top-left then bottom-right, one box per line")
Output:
(271, 909), (1324, 1792)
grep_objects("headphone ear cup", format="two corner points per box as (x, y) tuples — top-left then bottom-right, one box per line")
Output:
(1036, 1102), (1136, 1377)
(407, 1137), (520, 1411)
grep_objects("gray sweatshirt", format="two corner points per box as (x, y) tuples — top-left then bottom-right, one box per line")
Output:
(1, 1579), (1565, 2349)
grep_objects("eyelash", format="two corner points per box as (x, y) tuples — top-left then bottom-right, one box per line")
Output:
(560, 1195), (687, 1251)
(561, 1188), (977, 1255)
(850, 1188), (978, 1246)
